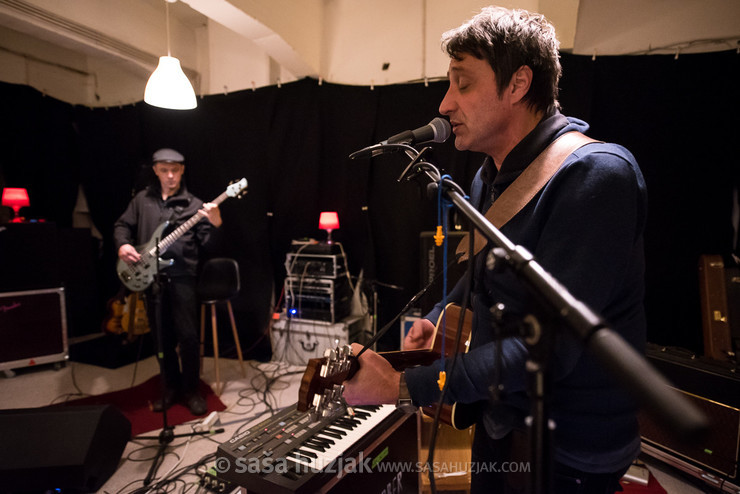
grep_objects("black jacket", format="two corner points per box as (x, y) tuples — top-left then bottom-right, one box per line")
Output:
(113, 183), (218, 277)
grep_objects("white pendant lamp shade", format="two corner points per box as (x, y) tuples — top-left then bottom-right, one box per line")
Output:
(144, 56), (197, 110)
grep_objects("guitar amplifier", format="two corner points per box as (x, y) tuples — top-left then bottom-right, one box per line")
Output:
(285, 253), (346, 279)
(284, 276), (351, 323)
(639, 343), (740, 491)
(419, 231), (468, 315)
(0, 287), (68, 371)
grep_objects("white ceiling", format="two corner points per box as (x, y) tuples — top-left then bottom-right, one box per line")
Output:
(0, 0), (737, 106)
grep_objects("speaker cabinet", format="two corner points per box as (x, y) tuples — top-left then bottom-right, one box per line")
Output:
(419, 231), (468, 315)
(0, 405), (131, 492)
(640, 344), (740, 491)
(0, 287), (68, 371)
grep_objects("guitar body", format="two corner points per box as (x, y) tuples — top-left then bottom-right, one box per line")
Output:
(103, 296), (125, 334)
(297, 303), (480, 429)
(121, 292), (150, 338)
(421, 304), (479, 430)
(116, 221), (175, 292)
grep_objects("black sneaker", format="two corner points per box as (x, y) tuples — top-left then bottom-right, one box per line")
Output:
(150, 389), (179, 412)
(186, 393), (208, 416)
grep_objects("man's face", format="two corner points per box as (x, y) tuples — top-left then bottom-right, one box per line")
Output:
(439, 54), (511, 156)
(153, 162), (184, 195)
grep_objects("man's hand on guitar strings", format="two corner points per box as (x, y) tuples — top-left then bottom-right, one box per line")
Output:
(343, 343), (400, 406)
(198, 202), (223, 227)
(118, 243), (141, 265)
(403, 318), (436, 350)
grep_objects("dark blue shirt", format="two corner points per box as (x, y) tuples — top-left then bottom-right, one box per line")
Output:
(406, 111), (647, 473)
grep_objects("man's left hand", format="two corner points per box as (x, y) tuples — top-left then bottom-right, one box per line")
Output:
(343, 343), (400, 406)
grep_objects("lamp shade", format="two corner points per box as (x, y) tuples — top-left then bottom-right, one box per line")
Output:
(144, 56), (197, 110)
(2, 187), (30, 208)
(319, 211), (339, 230)
(2, 187), (30, 222)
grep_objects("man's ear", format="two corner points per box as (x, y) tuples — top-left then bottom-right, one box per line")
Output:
(510, 65), (533, 103)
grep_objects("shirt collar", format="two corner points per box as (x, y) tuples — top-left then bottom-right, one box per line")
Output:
(480, 111), (569, 186)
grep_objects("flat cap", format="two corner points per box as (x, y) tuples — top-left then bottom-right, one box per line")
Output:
(152, 148), (184, 164)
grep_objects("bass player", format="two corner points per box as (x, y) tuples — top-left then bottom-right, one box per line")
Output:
(114, 147), (222, 416)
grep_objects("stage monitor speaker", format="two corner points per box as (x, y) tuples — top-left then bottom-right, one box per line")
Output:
(0, 405), (131, 492)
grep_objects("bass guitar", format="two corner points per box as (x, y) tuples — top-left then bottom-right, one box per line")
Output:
(297, 303), (481, 430)
(117, 178), (247, 291)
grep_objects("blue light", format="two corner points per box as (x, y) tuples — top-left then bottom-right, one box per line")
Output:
(289, 308), (297, 315)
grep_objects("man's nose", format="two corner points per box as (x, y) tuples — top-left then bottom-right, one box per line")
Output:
(439, 89), (454, 115)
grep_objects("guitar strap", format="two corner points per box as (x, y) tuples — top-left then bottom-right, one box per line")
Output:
(456, 131), (599, 261)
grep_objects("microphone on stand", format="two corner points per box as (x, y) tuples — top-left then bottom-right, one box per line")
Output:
(350, 117), (451, 159)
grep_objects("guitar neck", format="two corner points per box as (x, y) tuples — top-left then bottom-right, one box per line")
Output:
(155, 191), (228, 253)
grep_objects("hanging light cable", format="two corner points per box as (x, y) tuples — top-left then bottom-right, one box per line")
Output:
(144, 0), (197, 110)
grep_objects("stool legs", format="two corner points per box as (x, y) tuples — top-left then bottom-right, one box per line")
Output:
(199, 300), (245, 396)
(210, 304), (221, 395)
(227, 300), (246, 377)
(199, 304), (206, 372)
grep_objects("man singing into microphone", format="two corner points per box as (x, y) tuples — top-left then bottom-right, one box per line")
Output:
(343, 6), (647, 493)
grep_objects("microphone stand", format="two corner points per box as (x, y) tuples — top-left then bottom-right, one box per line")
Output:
(364, 278), (403, 351)
(353, 143), (709, 494)
(138, 239), (212, 487)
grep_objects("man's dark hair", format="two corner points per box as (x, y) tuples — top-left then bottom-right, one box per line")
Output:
(441, 6), (561, 114)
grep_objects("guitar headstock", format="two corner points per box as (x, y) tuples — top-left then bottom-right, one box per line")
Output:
(227, 178), (248, 198)
(297, 342), (358, 418)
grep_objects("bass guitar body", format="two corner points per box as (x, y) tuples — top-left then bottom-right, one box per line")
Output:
(116, 221), (174, 292)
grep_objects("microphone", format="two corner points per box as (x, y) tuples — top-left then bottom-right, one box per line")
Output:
(350, 117), (451, 159)
(384, 117), (451, 145)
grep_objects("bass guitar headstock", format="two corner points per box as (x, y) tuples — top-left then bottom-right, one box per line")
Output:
(297, 342), (358, 419)
(227, 178), (248, 198)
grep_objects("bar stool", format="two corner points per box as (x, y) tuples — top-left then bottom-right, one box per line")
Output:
(198, 257), (246, 395)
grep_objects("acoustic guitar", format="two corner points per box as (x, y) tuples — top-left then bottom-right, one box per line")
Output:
(103, 291), (150, 341)
(116, 178), (247, 292)
(297, 303), (482, 430)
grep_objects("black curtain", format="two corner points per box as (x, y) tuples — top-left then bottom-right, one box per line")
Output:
(0, 50), (737, 355)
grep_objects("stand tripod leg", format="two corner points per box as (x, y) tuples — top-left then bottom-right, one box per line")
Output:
(143, 427), (174, 486)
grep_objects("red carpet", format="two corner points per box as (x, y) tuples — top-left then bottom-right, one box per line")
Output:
(63, 376), (226, 437)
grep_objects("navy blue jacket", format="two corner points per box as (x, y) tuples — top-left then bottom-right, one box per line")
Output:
(406, 112), (647, 473)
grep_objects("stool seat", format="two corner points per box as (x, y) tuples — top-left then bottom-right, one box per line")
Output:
(198, 257), (246, 395)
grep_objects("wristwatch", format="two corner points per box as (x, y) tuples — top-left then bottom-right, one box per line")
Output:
(396, 371), (416, 412)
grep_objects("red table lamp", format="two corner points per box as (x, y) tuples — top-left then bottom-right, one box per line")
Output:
(2, 187), (30, 222)
(319, 211), (339, 244)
